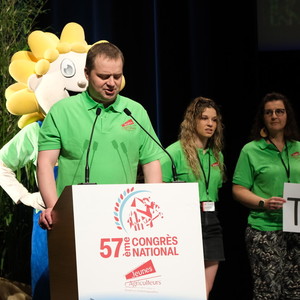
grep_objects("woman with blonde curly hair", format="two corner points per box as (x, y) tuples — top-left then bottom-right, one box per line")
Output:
(160, 96), (225, 297)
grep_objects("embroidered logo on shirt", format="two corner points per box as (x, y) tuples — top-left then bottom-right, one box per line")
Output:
(122, 119), (136, 131)
(211, 162), (219, 167)
(122, 119), (134, 127)
(291, 152), (300, 157)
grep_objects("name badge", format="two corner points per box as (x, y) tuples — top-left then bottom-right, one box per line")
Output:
(202, 202), (215, 212)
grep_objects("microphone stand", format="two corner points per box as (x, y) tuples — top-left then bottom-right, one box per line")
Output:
(80, 107), (101, 185)
(123, 108), (183, 183)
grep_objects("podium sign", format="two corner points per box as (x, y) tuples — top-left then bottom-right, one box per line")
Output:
(283, 182), (300, 232)
(48, 183), (206, 300)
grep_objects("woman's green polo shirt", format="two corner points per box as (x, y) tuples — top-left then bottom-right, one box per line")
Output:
(233, 138), (300, 231)
(38, 91), (163, 196)
(160, 140), (223, 202)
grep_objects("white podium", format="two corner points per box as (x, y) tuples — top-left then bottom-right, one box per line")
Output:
(48, 183), (206, 300)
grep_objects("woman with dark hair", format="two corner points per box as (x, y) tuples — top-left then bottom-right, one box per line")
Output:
(160, 96), (225, 297)
(232, 92), (300, 300)
(250, 92), (300, 141)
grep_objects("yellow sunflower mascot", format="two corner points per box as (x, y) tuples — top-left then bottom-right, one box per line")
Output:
(0, 22), (91, 299)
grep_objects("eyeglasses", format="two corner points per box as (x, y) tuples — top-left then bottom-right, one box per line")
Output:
(264, 108), (286, 117)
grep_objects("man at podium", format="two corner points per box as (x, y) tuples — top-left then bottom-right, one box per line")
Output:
(37, 42), (163, 230)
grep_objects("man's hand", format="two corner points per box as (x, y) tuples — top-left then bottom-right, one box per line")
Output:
(38, 207), (53, 230)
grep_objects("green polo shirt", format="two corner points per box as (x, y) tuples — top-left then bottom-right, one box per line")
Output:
(233, 138), (300, 231)
(160, 140), (223, 202)
(1, 122), (39, 170)
(38, 91), (163, 196)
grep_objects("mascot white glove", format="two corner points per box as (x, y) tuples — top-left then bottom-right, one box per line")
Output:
(0, 160), (45, 211)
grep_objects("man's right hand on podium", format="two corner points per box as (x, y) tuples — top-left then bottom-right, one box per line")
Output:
(38, 207), (53, 230)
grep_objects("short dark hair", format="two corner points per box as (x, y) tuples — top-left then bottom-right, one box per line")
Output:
(85, 42), (124, 74)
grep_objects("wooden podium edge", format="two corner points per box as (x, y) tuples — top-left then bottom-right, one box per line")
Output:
(48, 185), (78, 300)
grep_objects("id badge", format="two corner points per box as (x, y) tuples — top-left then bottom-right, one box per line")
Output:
(202, 202), (215, 212)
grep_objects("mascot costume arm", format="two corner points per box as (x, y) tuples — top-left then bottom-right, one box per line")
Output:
(0, 162), (44, 209)
(0, 123), (45, 210)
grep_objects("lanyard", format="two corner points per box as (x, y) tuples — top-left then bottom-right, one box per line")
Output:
(198, 151), (211, 197)
(268, 139), (290, 182)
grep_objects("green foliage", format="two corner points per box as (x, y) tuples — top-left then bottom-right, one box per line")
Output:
(0, 0), (49, 284)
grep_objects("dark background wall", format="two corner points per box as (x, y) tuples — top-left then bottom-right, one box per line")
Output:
(38, 1), (300, 299)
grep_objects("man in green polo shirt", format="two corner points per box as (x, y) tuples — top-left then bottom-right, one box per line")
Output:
(37, 42), (163, 230)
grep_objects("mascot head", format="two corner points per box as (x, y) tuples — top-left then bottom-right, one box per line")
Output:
(5, 22), (125, 129)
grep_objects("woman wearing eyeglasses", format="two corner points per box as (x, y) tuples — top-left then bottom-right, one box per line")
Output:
(232, 92), (300, 300)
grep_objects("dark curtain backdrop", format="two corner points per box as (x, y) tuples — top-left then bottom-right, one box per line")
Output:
(39, 1), (300, 299)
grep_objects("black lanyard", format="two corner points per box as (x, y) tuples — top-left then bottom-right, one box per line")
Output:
(268, 139), (290, 182)
(198, 151), (211, 197)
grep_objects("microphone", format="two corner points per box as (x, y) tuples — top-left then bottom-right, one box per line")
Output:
(81, 107), (101, 184)
(124, 108), (181, 182)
